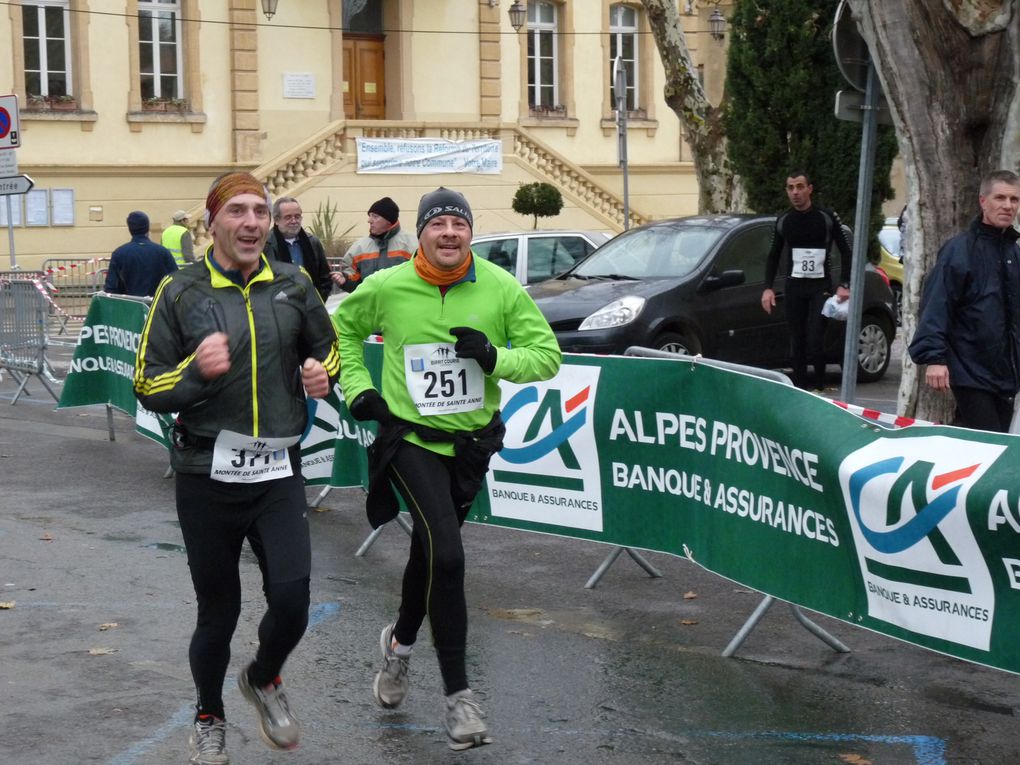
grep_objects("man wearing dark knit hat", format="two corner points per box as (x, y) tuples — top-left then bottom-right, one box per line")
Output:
(333, 186), (560, 751)
(103, 211), (178, 297)
(134, 171), (340, 764)
(333, 195), (418, 292)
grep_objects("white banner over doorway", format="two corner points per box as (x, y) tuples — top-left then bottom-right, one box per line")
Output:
(355, 137), (502, 174)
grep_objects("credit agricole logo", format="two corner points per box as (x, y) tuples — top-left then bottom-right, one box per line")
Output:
(838, 435), (1006, 650)
(489, 365), (603, 531)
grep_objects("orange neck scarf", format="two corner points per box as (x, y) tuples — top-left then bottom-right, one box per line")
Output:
(413, 248), (473, 286)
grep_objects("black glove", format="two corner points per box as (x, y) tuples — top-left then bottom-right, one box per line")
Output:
(450, 326), (497, 374)
(348, 389), (392, 425)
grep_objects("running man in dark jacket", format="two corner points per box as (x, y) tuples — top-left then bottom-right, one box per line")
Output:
(908, 169), (1020, 432)
(134, 172), (340, 764)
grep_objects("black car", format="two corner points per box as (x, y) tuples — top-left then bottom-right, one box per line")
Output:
(528, 214), (897, 382)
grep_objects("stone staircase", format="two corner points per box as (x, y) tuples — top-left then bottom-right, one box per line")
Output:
(187, 120), (647, 246)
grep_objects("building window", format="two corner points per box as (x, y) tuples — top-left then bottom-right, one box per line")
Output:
(527, 1), (560, 113)
(609, 4), (638, 112)
(138, 0), (184, 101)
(23, 1), (73, 98)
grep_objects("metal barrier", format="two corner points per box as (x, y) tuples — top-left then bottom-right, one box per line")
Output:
(0, 279), (60, 404)
(620, 346), (850, 658)
(41, 257), (109, 319)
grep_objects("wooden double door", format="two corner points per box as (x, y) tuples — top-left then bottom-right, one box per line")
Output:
(343, 35), (385, 119)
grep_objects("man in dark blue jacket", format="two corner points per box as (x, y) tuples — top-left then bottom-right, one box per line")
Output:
(908, 169), (1020, 432)
(103, 211), (177, 297)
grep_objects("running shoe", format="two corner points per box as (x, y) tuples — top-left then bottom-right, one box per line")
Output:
(373, 623), (411, 709)
(188, 714), (229, 765)
(237, 665), (300, 750)
(445, 689), (492, 751)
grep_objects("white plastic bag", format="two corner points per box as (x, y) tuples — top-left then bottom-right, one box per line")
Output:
(821, 294), (849, 321)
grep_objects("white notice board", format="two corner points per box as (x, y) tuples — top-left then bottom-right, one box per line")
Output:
(51, 188), (75, 226)
(0, 195), (22, 226)
(25, 188), (48, 226)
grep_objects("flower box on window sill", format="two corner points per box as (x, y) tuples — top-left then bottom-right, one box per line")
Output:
(143, 98), (188, 113)
(529, 104), (569, 119)
(27, 95), (78, 112)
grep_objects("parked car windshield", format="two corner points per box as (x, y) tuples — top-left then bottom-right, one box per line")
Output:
(570, 224), (723, 279)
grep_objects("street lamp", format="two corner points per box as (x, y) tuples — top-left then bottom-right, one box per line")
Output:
(261, 0), (279, 21)
(709, 7), (726, 40)
(508, 1), (526, 32)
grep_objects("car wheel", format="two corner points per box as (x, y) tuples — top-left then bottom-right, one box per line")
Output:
(891, 282), (903, 326)
(654, 331), (701, 356)
(856, 313), (892, 383)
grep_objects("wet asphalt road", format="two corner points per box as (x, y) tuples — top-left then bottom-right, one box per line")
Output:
(2, 336), (1020, 765)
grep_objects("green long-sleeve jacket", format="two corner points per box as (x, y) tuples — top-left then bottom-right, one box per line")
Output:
(332, 254), (561, 455)
(134, 254), (341, 473)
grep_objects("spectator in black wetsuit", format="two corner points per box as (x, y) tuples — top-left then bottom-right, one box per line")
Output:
(761, 171), (852, 391)
(908, 169), (1020, 432)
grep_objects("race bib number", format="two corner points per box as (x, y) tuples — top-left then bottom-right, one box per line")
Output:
(791, 247), (825, 278)
(210, 430), (300, 483)
(404, 342), (485, 415)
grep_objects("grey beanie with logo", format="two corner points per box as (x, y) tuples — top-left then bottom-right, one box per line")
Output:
(416, 187), (473, 237)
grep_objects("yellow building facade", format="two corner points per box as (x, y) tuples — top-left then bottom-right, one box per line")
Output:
(2, 1), (732, 271)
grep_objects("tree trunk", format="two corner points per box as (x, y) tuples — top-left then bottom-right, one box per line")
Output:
(640, 0), (746, 213)
(847, 1), (1020, 423)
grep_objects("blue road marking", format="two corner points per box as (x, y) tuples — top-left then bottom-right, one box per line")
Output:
(104, 600), (343, 765)
(699, 730), (946, 765)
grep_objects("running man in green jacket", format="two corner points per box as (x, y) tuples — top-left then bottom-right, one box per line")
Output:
(333, 187), (560, 751)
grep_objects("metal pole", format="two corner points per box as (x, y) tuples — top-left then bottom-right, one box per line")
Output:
(614, 57), (630, 230)
(6, 195), (16, 269)
(839, 61), (879, 405)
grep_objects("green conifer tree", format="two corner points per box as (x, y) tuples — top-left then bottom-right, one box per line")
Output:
(724, 0), (898, 255)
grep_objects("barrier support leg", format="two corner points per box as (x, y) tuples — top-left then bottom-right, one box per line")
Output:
(789, 604), (851, 653)
(355, 513), (414, 558)
(309, 485), (332, 509)
(722, 594), (851, 658)
(106, 403), (116, 441)
(9, 370), (31, 405)
(585, 546), (661, 589)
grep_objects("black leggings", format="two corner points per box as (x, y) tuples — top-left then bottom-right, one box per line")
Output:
(952, 386), (1016, 433)
(175, 468), (311, 719)
(784, 278), (830, 389)
(387, 442), (470, 695)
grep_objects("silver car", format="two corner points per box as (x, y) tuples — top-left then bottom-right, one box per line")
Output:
(471, 230), (612, 286)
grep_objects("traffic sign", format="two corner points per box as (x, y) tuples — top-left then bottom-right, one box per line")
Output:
(0, 174), (34, 196)
(0, 95), (21, 149)
(0, 150), (17, 177)
(835, 89), (892, 126)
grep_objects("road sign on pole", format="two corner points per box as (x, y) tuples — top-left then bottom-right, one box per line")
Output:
(0, 95), (22, 149)
(0, 174), (34, 196)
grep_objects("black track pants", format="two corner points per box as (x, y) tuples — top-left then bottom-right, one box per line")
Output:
(175, 467), (311, 718)
(784, 277), (830, 389)
(387, 441), (470, 695)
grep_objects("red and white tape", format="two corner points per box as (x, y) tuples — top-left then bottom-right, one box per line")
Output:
(830, 400), (932, 429)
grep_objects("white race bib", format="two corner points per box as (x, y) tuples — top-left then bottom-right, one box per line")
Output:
(790, 247), (825, 278)
(404, 342), (485, 415)
(210, 430), (300, 483)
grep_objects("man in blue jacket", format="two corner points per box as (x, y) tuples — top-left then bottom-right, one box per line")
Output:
(909, 169), (1020, 432)
(103, 211), (177, 297)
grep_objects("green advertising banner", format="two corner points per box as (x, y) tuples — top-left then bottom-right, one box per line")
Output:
(455, 355), (1020, 676)
(57, 296), (1020, 674)
(57, 294), (149, 415)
